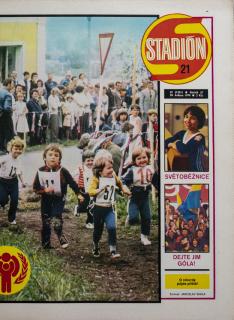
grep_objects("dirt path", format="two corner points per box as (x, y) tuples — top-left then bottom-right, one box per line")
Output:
(0, 207), (159, 302)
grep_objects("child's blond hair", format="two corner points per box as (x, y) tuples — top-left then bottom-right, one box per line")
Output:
(92, 156), (113, 178)
(7, 136), (26, 152)
(147, 109), (158, 116)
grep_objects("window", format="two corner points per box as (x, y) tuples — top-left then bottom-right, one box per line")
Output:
(0, 45), (22, 82)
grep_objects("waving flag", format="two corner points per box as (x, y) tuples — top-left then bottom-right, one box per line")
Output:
(185, 185), (202, 209)
(177, 185), (202, 222)
(99, 33), (114, 75)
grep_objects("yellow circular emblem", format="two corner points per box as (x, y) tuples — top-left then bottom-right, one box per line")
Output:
(141, 14), (212, 84)
(0, 246), (31, 295)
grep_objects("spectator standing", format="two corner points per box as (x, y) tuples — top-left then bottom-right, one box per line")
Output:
(60, 70), (72, 87)
(0, 78), (14, 152)
(100, 87), (109, 120)
(77, 73), (88, 87)
(45, 73), (58, 99)
(106, 83), (116, 116)
(73, 86), (90, 136)
(112, 108), (128, 131)
(11, 70), (19, 86)
(26, 89), (43, 145)
(62, 94), (75, 140)
(37, 79), (47, 99)
(48, 87), (61, 142)
(21, 71), (31, 102)
(38, 87), (49, 144)
(15, 92), (29, 140)
(139, 81), (157, 120)
(29, 72), (39, 96)
(113, 81), (122, 109)
(68, 76), (78, 94)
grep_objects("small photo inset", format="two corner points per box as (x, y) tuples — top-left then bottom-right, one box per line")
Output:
(165, 103), (209, 172)
(165, 184), (209, 253)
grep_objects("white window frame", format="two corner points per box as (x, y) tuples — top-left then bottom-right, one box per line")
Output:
(0, 41), (24, 81)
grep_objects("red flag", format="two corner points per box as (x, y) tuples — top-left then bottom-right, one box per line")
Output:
(99, 33), (114, 75)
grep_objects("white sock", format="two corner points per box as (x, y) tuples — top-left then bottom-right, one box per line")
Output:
(109, 245), (116, 252)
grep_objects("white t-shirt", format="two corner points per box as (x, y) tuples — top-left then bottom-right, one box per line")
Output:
(48, 95), (61, 115)
(73, 92), (90, 116)
(0, 154), (22, 180)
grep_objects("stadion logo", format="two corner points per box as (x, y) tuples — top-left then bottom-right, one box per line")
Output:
(0, 246), (31, 295)
(141, 14), (212, 84)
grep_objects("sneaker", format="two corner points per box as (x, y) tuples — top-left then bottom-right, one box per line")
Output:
(110, 251), (121, 260)
(140, 234), (151, 246)
(85, 223), (94, 229)
(9, 220), (17, 225)
(59, 235), (69, 249)
(92, 247), (100, 258)
(92, 243), (100, 258)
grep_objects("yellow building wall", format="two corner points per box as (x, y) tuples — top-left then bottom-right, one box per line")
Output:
(0, 22), (38, 73)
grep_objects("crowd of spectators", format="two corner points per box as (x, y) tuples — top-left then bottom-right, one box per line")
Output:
(0, 70), (158, 152)
(165, 198), (209, 253)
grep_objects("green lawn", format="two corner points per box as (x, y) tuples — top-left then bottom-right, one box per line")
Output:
(0, 190), (158, 302)
(0, 227), (94, 302)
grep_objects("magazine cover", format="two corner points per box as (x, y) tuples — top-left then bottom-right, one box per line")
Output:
(0, 0), (233, 319)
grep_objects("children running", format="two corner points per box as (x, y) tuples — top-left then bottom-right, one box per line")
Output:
(33, 144), (83, 249)
(88, 153), (131, 259)
(1, 138), (158, 259)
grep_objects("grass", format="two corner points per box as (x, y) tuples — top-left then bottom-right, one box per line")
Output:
(0, 186), (159, 301)
(66, 188), (159, 222)
(0, 227), (94, 302)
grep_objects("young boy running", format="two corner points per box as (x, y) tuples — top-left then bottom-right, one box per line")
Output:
(33, 144), (83, 249)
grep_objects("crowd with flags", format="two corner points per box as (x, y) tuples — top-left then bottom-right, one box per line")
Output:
(0, 70), (158, 154)
(165, 185), (209, 253)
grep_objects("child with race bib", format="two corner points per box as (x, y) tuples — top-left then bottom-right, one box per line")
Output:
(74, 149), (95, 229)
(121, 147), (158, 245)
(0, 137), (26, 225)
(88, 154), (131, 259)
(33, 144), (83, 249)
